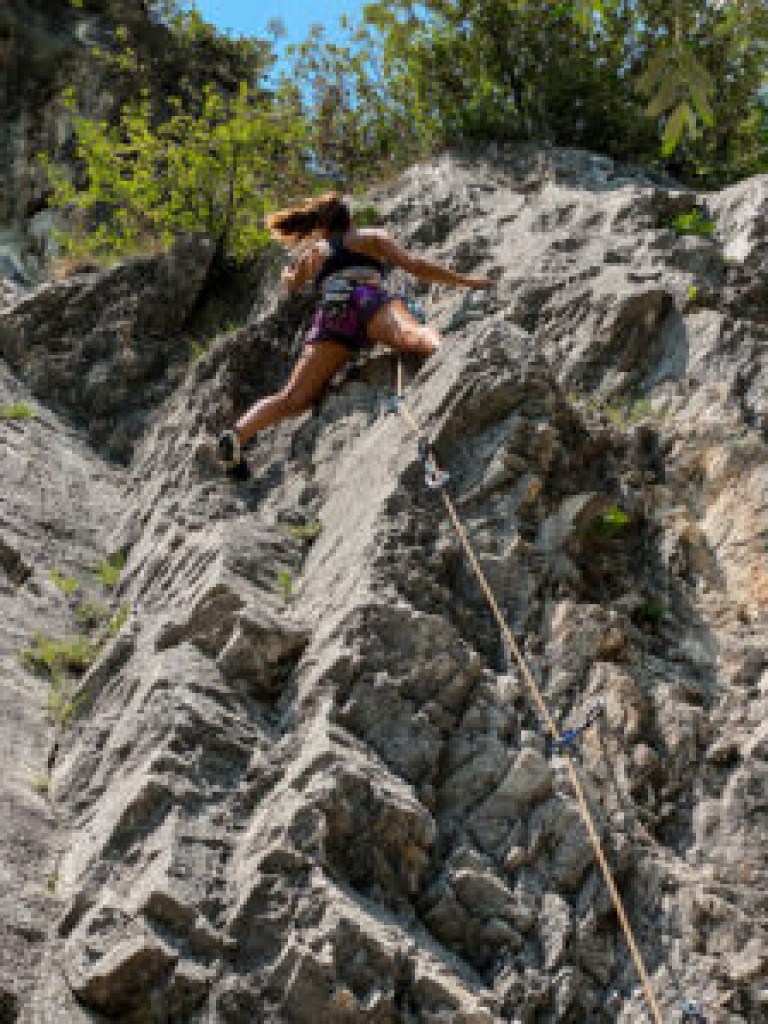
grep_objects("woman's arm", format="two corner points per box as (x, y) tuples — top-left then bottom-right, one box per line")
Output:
(280, 242), (326, 292)
(366, 230), (494, 289)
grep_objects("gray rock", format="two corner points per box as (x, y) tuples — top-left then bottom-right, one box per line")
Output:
(2, 143), (766, 1024)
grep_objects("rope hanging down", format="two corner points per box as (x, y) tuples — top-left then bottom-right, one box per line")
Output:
(393, 389), (668, 1024)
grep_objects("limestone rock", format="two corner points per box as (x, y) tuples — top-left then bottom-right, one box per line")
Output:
(1, 143), (766, 1023)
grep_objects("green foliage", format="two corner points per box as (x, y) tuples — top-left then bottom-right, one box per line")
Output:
(76, 601), (111, 630)
(668, 210), (716, 236)
(589, 505), (631, 539)
(278, 520), (323, 541)
(76, 598), (129, 636)
(604, 397), (656, 427)
(19, 633), (98, 679)
(285, 18), (435, 187)
(19, 632), (96, 730)
(42, 65), (308, 267)
(108, 602), (131, 637)
(688, 284), (698, 301)
(321, 0), (768, 187)
(46, 871), (59, 894)
(276, 571), (294, 602)
(0, 402), (35, 420)
(352, 205), (384, 227)
(46, 678), (83, 730)
(51, 0), (766, 259)
(92, 551), (126, 590)
(49, 571), (80, 597)
(637, 44), (714, 155)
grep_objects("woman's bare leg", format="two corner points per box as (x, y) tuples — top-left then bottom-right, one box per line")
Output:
(365, 299), (442, 356)
(236, 341), (350, 443)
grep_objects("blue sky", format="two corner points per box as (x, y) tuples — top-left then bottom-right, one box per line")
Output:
(193, 1), (367, 49)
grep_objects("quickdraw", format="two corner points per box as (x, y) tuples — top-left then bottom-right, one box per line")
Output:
(404, 296), (427, 324)
(417, 436), (450, 491)
(680, 1002), (707, 1024)
(554, 700), (606, 749)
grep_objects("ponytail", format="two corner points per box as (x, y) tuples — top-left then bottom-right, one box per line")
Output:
(266, 191), (351, 246)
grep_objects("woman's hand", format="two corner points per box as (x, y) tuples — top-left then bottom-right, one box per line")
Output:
(281, 266), (298, 290)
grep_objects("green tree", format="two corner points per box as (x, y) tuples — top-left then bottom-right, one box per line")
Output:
(42, 76), (309, 268)
(299, 0), (766, 187)
(285, 19), (434, 188)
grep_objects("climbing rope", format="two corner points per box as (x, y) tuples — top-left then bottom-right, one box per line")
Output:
(392, 375), (668, 1024)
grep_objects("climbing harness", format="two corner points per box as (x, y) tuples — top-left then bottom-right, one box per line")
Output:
(553, 699), (605, 749)
(392, 381), (669, 1024)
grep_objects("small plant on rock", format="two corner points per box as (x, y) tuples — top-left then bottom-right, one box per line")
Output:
(108, 602), (131, 637)
(603, 396), (660, 428)
(76, 601), (112, 630)
(0, 402), (35, 421)
(668, 210), (715, 237)
(20, 633), (98, 678)
(49, 570), (80, 597)
(589, 504), (631, 540)
(277, 571), (294, 602)
(19, 632), (97, 730)
(278, 520), (323, 541)
(92, 551), (126, 590)
(30, 774), (51, 796)
(45, 678), (84, 731)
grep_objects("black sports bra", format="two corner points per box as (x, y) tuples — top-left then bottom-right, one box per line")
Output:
(315, 232), (388, 287)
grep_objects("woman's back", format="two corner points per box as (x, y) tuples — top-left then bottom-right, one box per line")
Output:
(315, 230), (388, 288)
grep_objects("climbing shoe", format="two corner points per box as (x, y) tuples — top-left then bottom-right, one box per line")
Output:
(218, 430), (250, 480)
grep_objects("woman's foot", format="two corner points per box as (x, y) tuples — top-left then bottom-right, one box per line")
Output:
(218, 430), (250, 480)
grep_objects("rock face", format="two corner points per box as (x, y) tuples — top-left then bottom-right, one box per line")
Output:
(1, 144), (766, 1023)
(0, 1), (172, 280)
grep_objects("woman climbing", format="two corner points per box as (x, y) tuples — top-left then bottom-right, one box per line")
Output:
(218, 192), (494, 478)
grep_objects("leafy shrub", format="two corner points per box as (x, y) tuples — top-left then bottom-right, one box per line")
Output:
(299, 1), (768, 187)
(42, 74), (308, 269)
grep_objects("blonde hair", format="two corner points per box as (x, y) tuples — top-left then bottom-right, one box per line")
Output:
(266, 192), (352, 246)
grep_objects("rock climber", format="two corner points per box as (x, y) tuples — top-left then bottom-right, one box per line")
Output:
(218, 191), (494, 478)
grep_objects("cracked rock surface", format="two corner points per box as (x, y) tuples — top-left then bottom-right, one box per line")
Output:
(1, 144), (766, 1023)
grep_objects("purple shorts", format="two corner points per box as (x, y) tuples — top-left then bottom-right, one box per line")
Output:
(304, 283), (394, 352)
